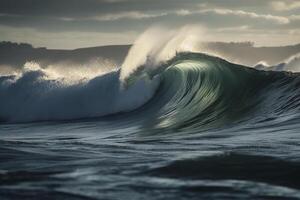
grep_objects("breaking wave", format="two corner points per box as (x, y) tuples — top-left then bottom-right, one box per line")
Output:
(1, 26), (300, 130)
(1, 51), (300, 134)
(0, 63), (159, 122)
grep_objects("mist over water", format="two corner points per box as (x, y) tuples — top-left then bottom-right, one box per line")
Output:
(1, 27), (300, 199)
(120, 26), (204, 81)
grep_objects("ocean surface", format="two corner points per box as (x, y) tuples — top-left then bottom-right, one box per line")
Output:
(1, 51), (300, 200)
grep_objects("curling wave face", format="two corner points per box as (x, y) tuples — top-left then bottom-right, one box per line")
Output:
(122, 52), (300, 132)
(1, 52), (300, 134)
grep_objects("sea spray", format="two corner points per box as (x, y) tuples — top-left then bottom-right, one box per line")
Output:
(120, 26), (204, 82)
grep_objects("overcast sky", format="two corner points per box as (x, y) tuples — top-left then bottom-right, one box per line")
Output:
(0, 0), (299, 49)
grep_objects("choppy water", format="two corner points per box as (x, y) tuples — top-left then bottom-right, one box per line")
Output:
(1, 52), (300, 199)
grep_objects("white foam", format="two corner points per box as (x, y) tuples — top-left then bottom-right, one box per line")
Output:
(120, 26), (204, 81)
(0, 62), (159, 122)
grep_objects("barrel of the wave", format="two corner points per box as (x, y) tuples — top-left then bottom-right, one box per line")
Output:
(135, 52), (286, 132)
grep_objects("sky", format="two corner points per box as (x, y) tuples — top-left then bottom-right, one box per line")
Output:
(0, 0), (299, 49)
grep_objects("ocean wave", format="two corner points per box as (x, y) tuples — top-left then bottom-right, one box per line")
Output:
(1, 51), (300, 131)
(128, 52), (300, 131)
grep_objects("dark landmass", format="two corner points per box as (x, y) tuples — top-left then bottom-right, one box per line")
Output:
(202, 42), (300, 66)
(0, 41), (130, 70)
(0, 41), (299, 71)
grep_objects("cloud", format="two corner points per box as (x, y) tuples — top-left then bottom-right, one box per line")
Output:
(0, 25), (137, 49)
(0, 0), (299, 48)
(84, 8), (292, 26)
(175, 10), (192, 16)
(92, 11), (168, 21)
(168, 8), (292, 25)
(271, 1), (300, 11)
(0, 0), (198, 18)
(216, 25), (250, 32)
(199, 9), (290, 24)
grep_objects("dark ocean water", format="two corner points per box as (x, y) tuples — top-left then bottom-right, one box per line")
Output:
(1, 53), (300, 199)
